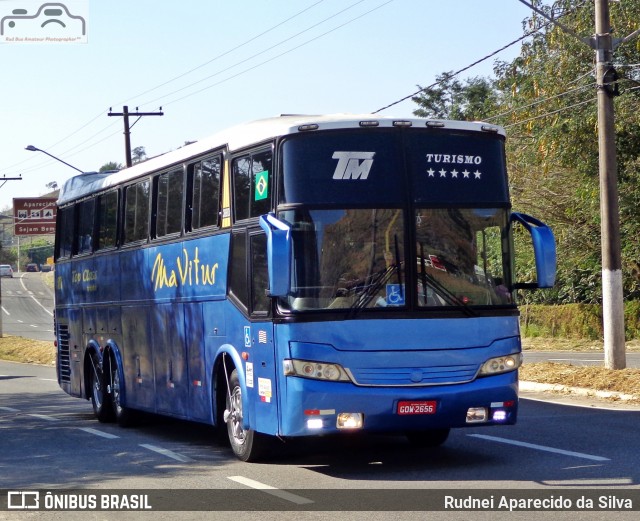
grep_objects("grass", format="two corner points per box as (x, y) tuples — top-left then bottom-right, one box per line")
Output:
(0, 335), (55, 365)
(2, 334), (639, 402)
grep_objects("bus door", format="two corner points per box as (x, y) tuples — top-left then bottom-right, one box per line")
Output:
(228, 228), (279, 436)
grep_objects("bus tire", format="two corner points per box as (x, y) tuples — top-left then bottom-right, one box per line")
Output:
(109, 353), (134, 427)
(89, 353), (114, 423)
(225, 369), (269, 462)
(406, 428), (450, 447)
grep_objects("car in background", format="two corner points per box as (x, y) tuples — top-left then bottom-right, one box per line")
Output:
(26, 263), (39, 272)
(0, 265), (14, 278)
(41, 264), (53, 272)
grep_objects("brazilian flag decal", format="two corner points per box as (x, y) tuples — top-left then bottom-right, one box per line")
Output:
(255, 170), (269, 201)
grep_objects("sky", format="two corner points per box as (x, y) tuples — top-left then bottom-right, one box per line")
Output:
(0, 0), (538, 212)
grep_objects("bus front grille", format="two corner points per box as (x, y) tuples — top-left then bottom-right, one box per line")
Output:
(347, 364), (479, 387)
(57, 324), (71, 383)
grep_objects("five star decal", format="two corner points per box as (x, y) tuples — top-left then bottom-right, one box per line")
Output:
(427, 168), (482, 179)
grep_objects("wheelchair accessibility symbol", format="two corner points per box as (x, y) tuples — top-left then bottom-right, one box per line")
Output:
(386, 284), (405, 306)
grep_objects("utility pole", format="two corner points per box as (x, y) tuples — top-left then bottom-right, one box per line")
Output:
(108, 106), (163, 168)
(594, 0), (625, 369)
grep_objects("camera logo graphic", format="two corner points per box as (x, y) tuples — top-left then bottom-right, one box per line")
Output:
(8, 491), (40, 510)
(1, 2), (88, 43)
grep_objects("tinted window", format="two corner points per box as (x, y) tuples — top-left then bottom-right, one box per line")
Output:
(56, 206), (74, 259)
(192, 156), (221, 229)
(97, 190), (118, 251)
(76, 199), (95, 255)
(233, 149), (272, 221)
(229, 231), (248, 309)
(124, 180), (150, 244)
(250, 233), (269, 314)
(156, 169), (183, 237)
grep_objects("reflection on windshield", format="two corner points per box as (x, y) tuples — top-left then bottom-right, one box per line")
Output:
(276, 207), (512, 313)
(278, 209), (405, 311)
(415, 208), (511, 307)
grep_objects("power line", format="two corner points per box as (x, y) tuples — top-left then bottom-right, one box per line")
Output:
(372, 0), (591, 114)
(136, 0), (386, 110)
(485, 80), (596, 122)
(503, 96), (595, 128)
(118, 0), (329, 106)
(371, 21), (550, 114)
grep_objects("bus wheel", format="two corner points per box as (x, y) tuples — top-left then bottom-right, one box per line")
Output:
(89, 353), (113, 423)
(109, 354), (133, 427)
(406, 428), (450, 447)
(225, 369), (268, 462)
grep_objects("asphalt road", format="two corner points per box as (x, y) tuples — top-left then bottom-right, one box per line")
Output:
(0, 272), (54, 342)
(523, 351), (640, 368)
(1, 360), (639, 520)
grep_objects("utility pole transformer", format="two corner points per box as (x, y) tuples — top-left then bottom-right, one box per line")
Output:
(108, 106), (164, 168)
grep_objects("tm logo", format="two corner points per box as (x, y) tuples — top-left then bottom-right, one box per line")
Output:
(332, 151), (375, 180)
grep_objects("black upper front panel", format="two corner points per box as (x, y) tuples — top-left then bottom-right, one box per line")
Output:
(280, 128), (509, 207)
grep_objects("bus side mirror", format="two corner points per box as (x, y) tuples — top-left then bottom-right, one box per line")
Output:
(511, 212), (556, 289)
(259, 213), (292, 297)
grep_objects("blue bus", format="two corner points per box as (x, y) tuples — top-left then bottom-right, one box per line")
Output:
(54, 115), (555, 461)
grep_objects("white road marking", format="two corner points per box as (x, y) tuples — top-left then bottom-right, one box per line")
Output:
(548, 358), (603, 363)
(228, 476), (314, 505)
(468, 434), (610, 461)
(1, 307), (9, 316)
(77, 427), (120, 439)
(28, 414), (60, 422)
(19, 276), (53, 317)
(139, 444), (194, 462)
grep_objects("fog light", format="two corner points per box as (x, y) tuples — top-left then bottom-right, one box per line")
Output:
(336, 412), (363, 429)
(307, 418), (324, 430)
(466, 407), (488, 423)
(492, 410), (508, 422)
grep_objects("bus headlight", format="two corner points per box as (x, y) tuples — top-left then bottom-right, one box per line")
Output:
(283, 359), (351, 382)
(478, 354), (522, 376)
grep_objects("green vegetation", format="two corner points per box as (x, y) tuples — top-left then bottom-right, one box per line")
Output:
(521, 302), (640, 340)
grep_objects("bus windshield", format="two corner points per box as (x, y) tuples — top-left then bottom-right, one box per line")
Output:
(414, 208), (511, 307)
(278, 206), (512, 312)
(278, 208), (405, 311)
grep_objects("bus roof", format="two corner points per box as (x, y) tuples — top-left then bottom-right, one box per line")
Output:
(57, 114), (505, 205)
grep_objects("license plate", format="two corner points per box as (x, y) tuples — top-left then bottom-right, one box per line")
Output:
(397, 400), (437, 415)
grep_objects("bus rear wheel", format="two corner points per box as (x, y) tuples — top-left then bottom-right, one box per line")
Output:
(89, 353), (114, 423)
(406, 428), (450, 447)
(109, 353), (134, 427)
(225, 369), (269, 462)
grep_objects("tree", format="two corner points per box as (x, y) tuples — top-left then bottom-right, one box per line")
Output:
(412, 73), (499, 121)
(99, 162), (123, 172)
(45, 181), (58, 191)
(132, 146), (147, 164)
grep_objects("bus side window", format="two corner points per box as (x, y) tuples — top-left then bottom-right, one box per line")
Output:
(156, 169), (184, 238)
(56, 205), (74, 260)
(96, 190), (118, 251)
(124, 180), (150, 244)
(190, 155), (221, 230)
(250, 232), (269, 314)
(76, 199), (95, 255)
(232, 149), (273, 222)
(229, 230), (248, 311)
